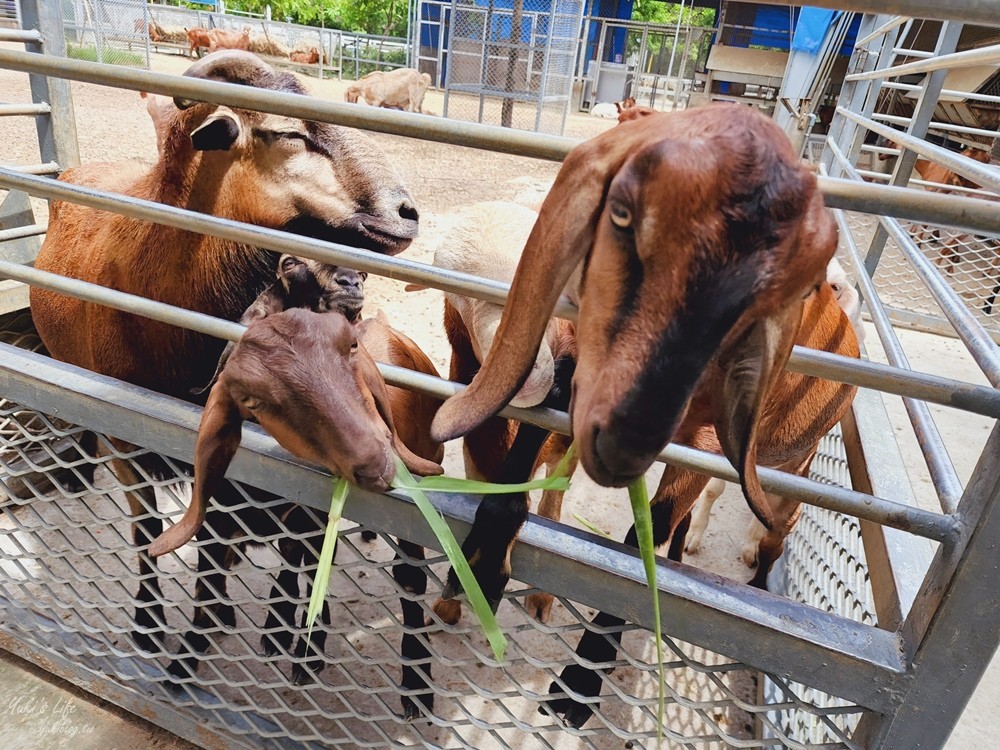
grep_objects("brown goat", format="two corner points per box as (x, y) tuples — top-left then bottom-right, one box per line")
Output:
(289, 48), (321, 65)
(879, 141), (995, 272)
(152, 308), (443, 698)
(30, 51), (420, 651)
(428, 104), (843, 724)
(208, 26), (252, 53)
(185, 27), (211, 57)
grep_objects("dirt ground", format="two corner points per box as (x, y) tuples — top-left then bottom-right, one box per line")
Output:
(0, 46), (996, 749)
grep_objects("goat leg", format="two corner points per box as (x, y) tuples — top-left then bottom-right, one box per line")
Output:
(543, 494), (687, 728)
(394, 538), (434, 721)
(440, 418), (552, 612)
(109, 452), (167, 654)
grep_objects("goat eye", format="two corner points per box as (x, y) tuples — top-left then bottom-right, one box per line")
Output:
(240, 395), (262, 410)
(609, 200), (633, 229)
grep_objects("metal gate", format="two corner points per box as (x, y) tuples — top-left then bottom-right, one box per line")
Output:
(440, 0), (585, 134)
(1, 1), (999, 749)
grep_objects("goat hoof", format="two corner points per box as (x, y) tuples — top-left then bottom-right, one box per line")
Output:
(748, 572), (769, 591)
(524, 592), (554, 623)
(443, 566), (506, 614)
(431, 597), (462, 625)
(261, 631), (293, 657)
(130, 627), (165, 654)
(360, 529), (378, 543)
(291, 662), (325, 686)
(540, 665), (603, 728)
(182, 630), (211, 654)
(166, 655), (200, 680)
(401, 692), (434, 722)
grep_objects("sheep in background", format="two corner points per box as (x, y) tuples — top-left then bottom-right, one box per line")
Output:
(429, 105), (854, 727)
(589, 96), (636, 119)
(429, 201), (576, 622)
(345, 68), (432, 113)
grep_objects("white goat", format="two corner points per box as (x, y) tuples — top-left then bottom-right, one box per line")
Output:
(345, 68), (432, 113)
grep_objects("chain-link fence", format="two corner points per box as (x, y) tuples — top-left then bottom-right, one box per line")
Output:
(442, 0), (584, 134)
(62, 0), (149, 67)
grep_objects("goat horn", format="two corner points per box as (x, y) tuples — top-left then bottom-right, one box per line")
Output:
(175, 50), (275, 109)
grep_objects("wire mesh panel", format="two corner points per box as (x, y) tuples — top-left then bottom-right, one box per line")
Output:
(442, 0), (584, 134)
(62, 0), (149, 68)
(764, 427), (876, 745)
(0, 309), (872, 750)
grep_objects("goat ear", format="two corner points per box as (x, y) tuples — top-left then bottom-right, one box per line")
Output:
(148, 382), (244, 556)
(191, 111), (241, 151)
(430, 133), (634, 443)
(357, 347), (443, 477)
(714, 303), (802, 531)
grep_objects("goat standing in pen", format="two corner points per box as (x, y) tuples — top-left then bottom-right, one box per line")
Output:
(424, 201), (577, 623)
(152, 303), (443, 703)
(430, 104), (856, 726)
(30, 51), (420, 654)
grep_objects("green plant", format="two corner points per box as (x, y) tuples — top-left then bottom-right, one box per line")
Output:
(65, 44), (145, 67)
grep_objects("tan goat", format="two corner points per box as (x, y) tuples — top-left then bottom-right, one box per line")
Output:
(30, 51), (420, 652)
(428, 104), (851, 726)
(345, 68), (432, 113)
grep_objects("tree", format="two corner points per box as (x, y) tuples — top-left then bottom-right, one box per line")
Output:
(225, 0), (408, 37)
(631, 1), (716, 27)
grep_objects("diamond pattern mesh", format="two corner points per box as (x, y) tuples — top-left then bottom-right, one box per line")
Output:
(0, 310), (868, 748)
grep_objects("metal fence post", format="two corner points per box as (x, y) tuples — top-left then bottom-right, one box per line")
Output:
(17, 0), (80, 170)
(863, 20), (962, 277)
(854, 424), (1000, 749)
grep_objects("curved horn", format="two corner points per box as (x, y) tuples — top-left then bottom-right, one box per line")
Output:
(430, 123), (657, 444)
(174, 50), (276, 109)
(148, 381), (244, 556)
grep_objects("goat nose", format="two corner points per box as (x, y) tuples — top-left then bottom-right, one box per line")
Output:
(591, 424), (652, 487)
(336, 269), (363, 288)
(397, 197), (419, 223)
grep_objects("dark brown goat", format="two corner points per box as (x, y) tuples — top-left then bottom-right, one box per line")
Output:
(428, 104), (843, 725)
(30, 51), (420, 651)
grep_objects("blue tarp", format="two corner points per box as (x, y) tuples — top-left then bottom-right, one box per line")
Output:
(791, 7), (837, 54)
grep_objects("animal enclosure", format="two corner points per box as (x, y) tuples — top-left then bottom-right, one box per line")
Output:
(0, 3), (999, 750)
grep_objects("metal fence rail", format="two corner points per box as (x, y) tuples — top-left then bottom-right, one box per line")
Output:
(2, 3), (1000, 749)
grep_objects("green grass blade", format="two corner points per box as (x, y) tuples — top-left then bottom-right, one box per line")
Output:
(305, 477), (350, 646)
(571, 512), (613, 539)
(628, 476), (665, 741)
(392, 457), (507, 663)
(401, 474), (569, 495)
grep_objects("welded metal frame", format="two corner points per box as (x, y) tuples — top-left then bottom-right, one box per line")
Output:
(0, 1), (999, 748)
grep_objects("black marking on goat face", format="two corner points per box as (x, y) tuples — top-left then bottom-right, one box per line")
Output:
(589, 258), (758, 485)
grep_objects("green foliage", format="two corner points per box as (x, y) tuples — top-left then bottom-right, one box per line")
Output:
(66, 44), (146, 66)
(225, 0), (408, 37)
(631, 1), (715, 27)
